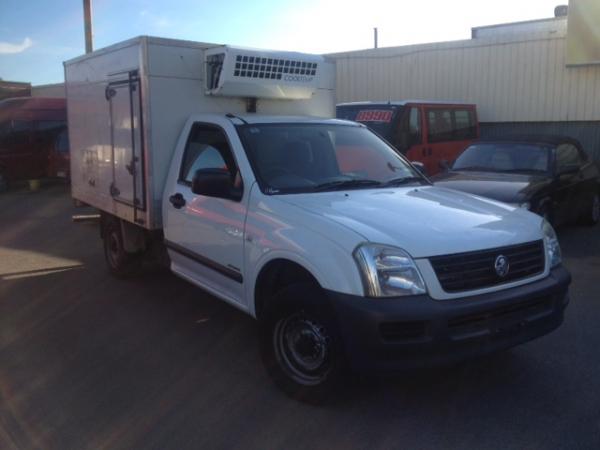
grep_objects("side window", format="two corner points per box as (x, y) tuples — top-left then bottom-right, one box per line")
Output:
(179, 124), (240, 188)
(56, 130), (70, 153)
(427, 108), (477, 142)
(7, 120), (33, 147)
(397, 107), (421, 150)
(37, 120), (66, 131)
(454, 109), (477, 140)
(427, 109), (453, 143)
(35, 120), (67, 144)
(408, 107), (422, 145)
(556, 144), (583, 171)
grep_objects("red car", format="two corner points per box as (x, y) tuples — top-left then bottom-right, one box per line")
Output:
(337, 101), (479, 175)
(0, 97), (68, 190)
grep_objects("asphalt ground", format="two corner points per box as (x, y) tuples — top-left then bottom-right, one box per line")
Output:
(1, 184), (599, 450)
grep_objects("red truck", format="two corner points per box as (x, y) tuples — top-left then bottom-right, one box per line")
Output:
(0, 97), (69, 190)
(337, 101), (479, 175)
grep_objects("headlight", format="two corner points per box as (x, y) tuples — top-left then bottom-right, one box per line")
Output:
(353, 244), (427, 297)
(542, 220), (561, 268)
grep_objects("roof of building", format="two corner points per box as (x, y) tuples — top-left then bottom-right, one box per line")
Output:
(0, 96), (66, 110)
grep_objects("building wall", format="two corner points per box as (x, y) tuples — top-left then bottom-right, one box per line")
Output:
(329, 20), (600, 123)
(0, 81), (31, 100)
(31, 83), (65, 98)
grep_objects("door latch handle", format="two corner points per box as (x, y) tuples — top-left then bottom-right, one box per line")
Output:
(169, 193), (186, 209)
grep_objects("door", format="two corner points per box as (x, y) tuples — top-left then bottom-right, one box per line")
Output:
(106, 70), (146, 214)
(553, 143), (586, 224)
(423, 106), (478, 175)
(163, 123), (247, 306)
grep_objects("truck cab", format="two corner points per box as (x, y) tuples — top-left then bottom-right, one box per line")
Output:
(66, 38), (570, 401)
(157, 113), (570, 399)
(336, 101), (479, 176)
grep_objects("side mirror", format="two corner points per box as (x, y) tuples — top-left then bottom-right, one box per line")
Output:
(411, 161), (427, 176)
(439, 160), (450, 172)
(191, 168), (242, 201)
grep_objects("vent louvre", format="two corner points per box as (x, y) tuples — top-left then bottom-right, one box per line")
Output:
(232, 55), (318, 80)
(204, 45), (326, 100)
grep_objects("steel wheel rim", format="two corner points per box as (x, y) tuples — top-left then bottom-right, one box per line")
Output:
(273, 313), (332, 386)
(106, 231), (121, 268)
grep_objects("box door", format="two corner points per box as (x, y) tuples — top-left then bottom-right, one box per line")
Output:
(106, 70), (146, 213)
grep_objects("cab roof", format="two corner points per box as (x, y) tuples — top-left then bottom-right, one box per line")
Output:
(225, 115), (360, 126)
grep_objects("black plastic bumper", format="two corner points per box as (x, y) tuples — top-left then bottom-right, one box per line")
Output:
(326, 266), (571, 374)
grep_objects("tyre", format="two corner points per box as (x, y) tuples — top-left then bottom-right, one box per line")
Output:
(259, 282), (347, 403)
(102, 218), (142, 278)
(581, 192), (600, 226)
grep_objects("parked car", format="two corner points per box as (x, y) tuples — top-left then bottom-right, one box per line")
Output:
(0, 96), (67, 189)
(336, 101), (479, 175)
(433, 136), (600, 227)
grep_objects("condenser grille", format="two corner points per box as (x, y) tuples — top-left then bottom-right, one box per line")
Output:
(233, 54), (318, 80)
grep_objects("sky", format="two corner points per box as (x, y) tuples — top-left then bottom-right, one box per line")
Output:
(0, 0), (566, 85)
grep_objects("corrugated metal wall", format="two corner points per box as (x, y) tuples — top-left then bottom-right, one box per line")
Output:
(481, 121), (600, 161)
(330, 24), (600, 123)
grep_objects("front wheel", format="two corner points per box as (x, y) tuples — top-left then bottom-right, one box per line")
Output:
(102, 218), (142, 278)
(259, 283), (347, 402)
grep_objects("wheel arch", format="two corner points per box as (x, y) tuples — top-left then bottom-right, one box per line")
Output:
(253, 257), (323, 322)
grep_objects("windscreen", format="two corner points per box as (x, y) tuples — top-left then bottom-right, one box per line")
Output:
(336, 105), (402, 141)
(237, 123), (424, 194)
(453, 143), (551, 174)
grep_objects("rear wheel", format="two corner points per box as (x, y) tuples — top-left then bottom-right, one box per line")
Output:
(259, 282), (347, 403)
(102, 218), (142, 278)
(581, 193), (600, 226)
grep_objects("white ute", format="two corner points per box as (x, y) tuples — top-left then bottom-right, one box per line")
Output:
(66, 37), (571, 400)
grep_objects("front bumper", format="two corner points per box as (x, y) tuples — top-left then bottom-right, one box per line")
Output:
(326, 266), (571, 373)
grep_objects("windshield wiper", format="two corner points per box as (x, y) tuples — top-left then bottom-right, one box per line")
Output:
(382, 176), (426, 187)
(313, 179), (382, 192)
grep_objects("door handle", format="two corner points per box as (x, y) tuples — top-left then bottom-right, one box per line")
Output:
(169, 193), (186, 209)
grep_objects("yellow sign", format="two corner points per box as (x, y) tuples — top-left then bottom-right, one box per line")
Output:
(567, 0), (600, 65)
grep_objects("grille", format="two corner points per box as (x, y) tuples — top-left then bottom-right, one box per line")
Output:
(233, 55), (318, 80)
(430, 240), (545, 293)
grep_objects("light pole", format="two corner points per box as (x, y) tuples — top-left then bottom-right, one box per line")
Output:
(83, 0), (93, 54)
